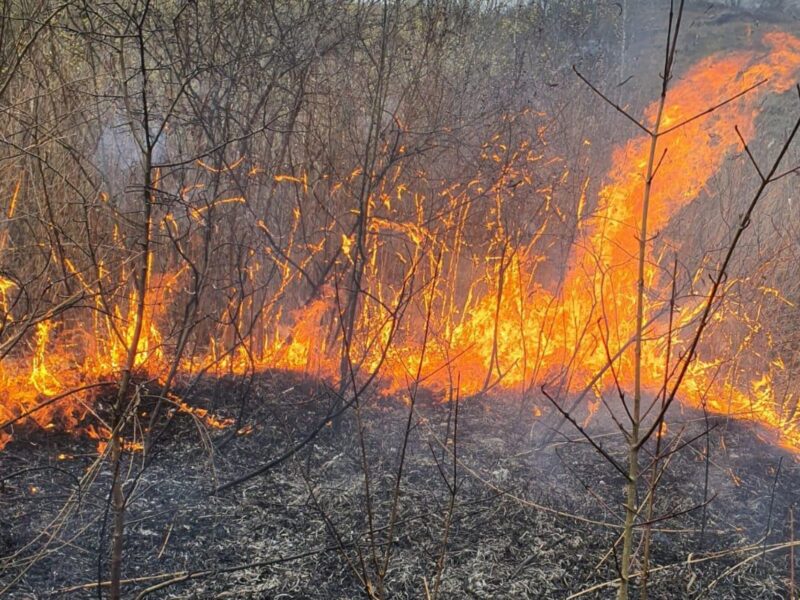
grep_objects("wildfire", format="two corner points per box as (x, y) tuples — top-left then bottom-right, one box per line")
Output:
(2, 33), (800, 453)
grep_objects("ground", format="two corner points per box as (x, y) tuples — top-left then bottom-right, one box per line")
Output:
(1, 371), (798, 599)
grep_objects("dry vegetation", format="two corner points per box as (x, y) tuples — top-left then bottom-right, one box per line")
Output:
(2, 1), (800, 598)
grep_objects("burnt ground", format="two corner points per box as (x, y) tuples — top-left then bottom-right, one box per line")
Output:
(0, 371), (798, 599)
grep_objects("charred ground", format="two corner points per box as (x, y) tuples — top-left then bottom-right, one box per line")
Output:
(1, 371), (797, 599)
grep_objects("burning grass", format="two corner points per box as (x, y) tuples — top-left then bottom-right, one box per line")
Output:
(3, 29), (800, 455)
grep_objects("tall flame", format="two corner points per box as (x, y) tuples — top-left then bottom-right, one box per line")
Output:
(3, 33), (800, 451)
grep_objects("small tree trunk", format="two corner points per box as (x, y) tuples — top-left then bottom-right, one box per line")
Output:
(108, 168), (152, 598)
(109, 23), (154, 586)
(109, 419), (126, 600)
(618, 62), (668, 600)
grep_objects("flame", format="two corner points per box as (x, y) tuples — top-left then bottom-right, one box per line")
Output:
(30, 322), (62, 396)
(7, 177), (20, 219)
(2, 33), (800, 454)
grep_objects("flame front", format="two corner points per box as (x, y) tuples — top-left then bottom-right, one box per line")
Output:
(2, 33), (800, 451)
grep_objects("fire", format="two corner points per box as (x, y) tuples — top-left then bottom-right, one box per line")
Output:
(2, 33), (800, 452)
(86, 424), (144, 455)
(30, 322), (62, 397)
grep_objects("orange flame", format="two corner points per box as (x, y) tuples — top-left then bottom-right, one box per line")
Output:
(2, 33), (800, 453)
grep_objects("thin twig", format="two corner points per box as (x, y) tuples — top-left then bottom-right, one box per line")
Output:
(541, 385), (630, 480)
(573, 65), (652, 136)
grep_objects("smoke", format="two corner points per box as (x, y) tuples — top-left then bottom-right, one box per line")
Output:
(94, 117), (168, 197)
